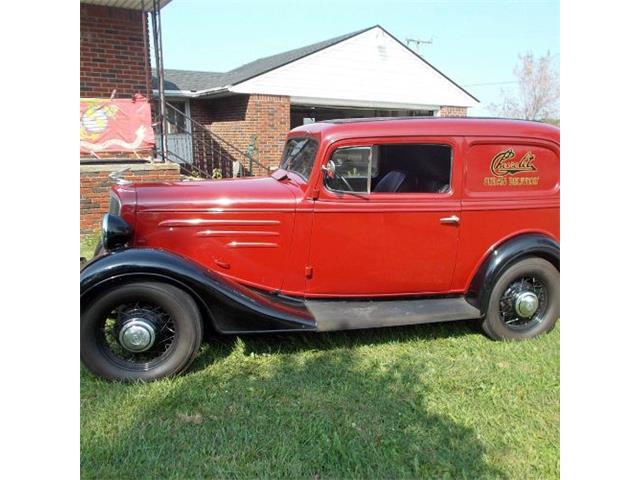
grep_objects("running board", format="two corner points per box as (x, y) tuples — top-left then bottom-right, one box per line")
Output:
(306, 297), (481, 332)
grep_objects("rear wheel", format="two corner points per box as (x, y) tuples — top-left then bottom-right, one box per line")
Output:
(81, 282), (203, 381)
(481, 257), (559, 340)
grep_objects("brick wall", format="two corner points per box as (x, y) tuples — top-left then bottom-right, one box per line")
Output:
(190, 94), (291, 169)
(80, 4), (150, 98)
(80, 163), (180, 236)
(440, 106), (468, 117)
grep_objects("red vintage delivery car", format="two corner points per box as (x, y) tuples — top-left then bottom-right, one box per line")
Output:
(81, 117), (560, 381)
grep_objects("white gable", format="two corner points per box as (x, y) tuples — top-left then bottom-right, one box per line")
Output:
(229, 27), (478, 108)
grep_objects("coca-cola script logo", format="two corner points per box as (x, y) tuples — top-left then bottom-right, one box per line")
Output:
(490, 148), (537, 177)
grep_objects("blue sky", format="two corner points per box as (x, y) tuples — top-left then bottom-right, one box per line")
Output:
(159, 0), (559, 115)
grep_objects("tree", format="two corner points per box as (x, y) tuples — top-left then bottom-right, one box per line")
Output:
(490, 52), (559, 121)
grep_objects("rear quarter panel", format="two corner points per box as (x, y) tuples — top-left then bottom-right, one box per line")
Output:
(453, 135), (560, 291)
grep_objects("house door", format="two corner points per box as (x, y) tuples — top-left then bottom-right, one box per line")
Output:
(308, 139), (462, 296)
(166, 133), (193, 164)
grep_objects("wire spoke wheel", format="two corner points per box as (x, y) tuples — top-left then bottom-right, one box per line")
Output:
(481, 257), (559, 341)
(498, 275), (548, 330)
(98, 301), (177, 370)
(82, 282), (203, 381)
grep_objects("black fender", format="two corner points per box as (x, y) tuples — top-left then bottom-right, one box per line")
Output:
(467, 233), (560, 314)
(80, 248), (316, 334)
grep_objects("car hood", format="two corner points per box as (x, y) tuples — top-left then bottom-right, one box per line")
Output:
(133, 176), (298, 212)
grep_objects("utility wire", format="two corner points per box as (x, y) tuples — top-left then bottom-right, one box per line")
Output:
(464, 53), (559, 88)
(462, 81), (519, 87)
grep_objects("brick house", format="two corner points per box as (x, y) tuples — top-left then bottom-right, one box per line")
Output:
(80, 4), (478, 235)
(80, 0), (172, 99)
(154, 25), (479, 169)
(80, 0), (177, 236)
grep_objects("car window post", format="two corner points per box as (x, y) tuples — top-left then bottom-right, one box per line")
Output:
(367, 147), (373, 194)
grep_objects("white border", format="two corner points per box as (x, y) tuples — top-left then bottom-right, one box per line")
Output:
(561, 1), (640, 477)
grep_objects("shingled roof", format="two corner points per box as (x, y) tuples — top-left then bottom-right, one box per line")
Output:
(155, 70), (226, 92)
(153, 26), (375, 93)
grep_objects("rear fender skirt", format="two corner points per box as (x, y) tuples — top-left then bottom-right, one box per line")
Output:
(80, 248), (316, 333)
(467, 233), (560, 314)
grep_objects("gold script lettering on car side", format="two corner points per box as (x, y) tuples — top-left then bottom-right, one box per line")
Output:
(483, 148), (539, 186)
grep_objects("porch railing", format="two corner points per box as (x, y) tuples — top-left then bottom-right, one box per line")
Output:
(161, 102), (271, 179)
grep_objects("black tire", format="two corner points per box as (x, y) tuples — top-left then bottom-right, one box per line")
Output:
(481, 257), (559, 340)
(81, 282), (203, 381)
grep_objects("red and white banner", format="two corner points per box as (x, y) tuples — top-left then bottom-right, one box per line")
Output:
(80, 94), (155, 153)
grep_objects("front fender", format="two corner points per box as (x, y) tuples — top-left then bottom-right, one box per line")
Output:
(81, 248), (316, 333)
(467, 234), (560, 314)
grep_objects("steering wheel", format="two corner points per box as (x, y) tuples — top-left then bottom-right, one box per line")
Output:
(338, 175), (354, 191)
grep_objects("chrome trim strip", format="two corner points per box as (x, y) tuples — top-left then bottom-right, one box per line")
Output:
(108, 191), (122, 216)
(196, 230), (280, 237)
(226, 241), (279, 248)
(159, 219), (281, 227)
(141, 208), (297, 213)
(367, 147), (372, 194)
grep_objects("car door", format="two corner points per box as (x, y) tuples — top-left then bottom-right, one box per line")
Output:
(307, 136), (462, 296)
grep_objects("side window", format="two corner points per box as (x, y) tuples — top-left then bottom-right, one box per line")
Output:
(325, 146), (376, 193)
(374, 144), (451, 193)
(324, 144), (451, 194)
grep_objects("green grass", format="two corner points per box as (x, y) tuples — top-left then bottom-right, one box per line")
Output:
(81, 236), (559, 479)
(81, 233), (101, 260)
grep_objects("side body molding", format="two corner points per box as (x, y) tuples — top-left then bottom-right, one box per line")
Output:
(468, 234), (560, 314)
(80, 248), (316, 333)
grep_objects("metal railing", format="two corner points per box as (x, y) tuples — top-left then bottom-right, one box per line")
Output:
(161, 102), (271, 179)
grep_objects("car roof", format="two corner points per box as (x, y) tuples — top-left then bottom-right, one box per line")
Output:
(289, 117), (560, 144)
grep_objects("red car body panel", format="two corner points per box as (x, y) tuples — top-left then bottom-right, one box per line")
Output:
(117, 118), (559, 299)
(306, 134), (463, 296)
(132, 177), (302, 291)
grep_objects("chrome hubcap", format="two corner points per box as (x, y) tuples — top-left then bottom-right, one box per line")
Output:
(499, 275), (548, 329)
(118, 318), (156, 352)
(514, 291), (539, 318)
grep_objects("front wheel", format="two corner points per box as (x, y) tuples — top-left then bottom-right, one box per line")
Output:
(481, 257), (559, 340)
(81, 282), (203, 381)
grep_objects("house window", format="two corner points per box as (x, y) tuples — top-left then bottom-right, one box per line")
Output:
(154, 100), (189, 135)
(165, 101), (188, 134)
(325, 144), (451, 194)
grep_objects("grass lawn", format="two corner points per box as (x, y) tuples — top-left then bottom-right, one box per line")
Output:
(80, 234), (101, 261)
(80, 235), (559, 479)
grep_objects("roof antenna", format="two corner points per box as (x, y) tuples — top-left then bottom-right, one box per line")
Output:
(405, 37), (433, 56)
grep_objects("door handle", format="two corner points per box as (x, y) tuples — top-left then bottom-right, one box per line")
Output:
(440, 215), (460, 224)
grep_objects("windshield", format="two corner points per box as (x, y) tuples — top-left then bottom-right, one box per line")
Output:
(280, 138), (318, 180)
